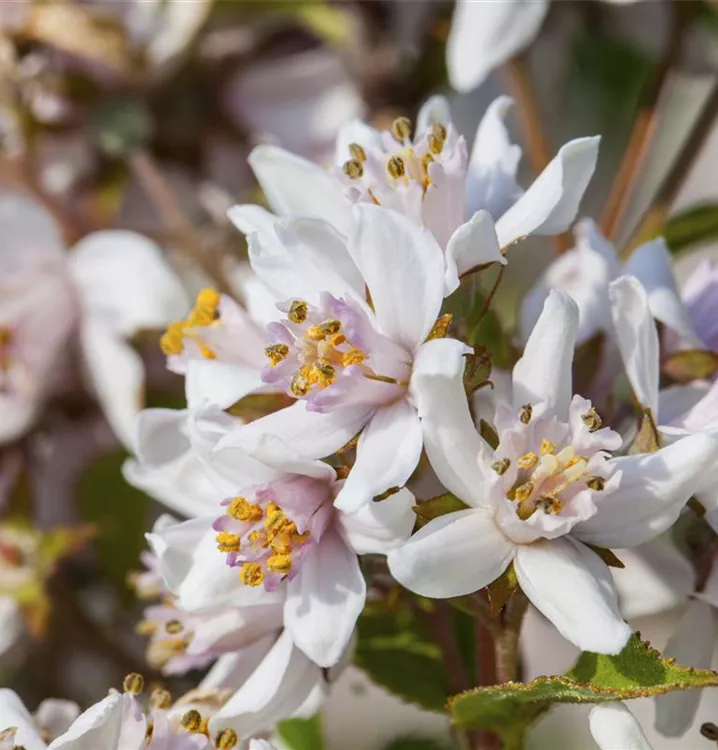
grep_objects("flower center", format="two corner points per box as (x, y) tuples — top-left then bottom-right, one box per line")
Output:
(160, 288), (220, 359)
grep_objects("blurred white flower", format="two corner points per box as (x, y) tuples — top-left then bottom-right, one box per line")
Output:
(388, 291), (718, 654)
(589, 702), (653, 750)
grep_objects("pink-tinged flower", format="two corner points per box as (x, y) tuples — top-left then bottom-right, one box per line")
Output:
(232, 95), (599, 295)
(680, 257), (718, 352)
(388, 291), (718, 654)
(146, 432), (414, 668)
(589, 703), (653, 750)
(222, 203), (452, 512)
(0, 191), (188, 448)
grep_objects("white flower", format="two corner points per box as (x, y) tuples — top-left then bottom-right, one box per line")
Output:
(589, 703), (653, 750)
(387, 291), (718, 654)
(232, 96), (599, 296)
(447, 0), (640, 94)
(0, 596), (23, 665)
(0, 191), (188, 448)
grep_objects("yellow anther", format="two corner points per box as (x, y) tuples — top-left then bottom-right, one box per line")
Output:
(428, 133), (444, 155)
(289, 373), (310, 397)
(123, 673), (145, 695)
(248, 530), (262, 544)
(267, 553), (293, 574)
(216, 532), (241, 554)
(149, 688), (172, 709)
(492, 458), (511, 475)
(581, 407), (602, 432)
(541, 439), (556, 456)
(517, 452), (538, 470)
(190, 288), (221, 326)
(287, 300), (308, 324)
(519, 404), (533, 424)
(165, 619), (183, 635)
(159, 322), (185, 356)
(342, 348), (365, 367)
(239, 562), (264, 587)
(387, 155), (406, 179)
(391, 116), (412, 143)
(513, 482), (534, 503)
(198, 342), (216, 360)
(319, 319), (342, 335)
(215, 728), (239, 749)
(135, 620), (158, 637)
(313, 360), (336, 387)
(265, 343), (289, 366)
(227, 497), (263, 523)
(587, 476), (606, 491)
(330, 333), (347, 347)
(349, 143), (367, 163)
(343, 159), (364, 179)
(432, 122), (447, 142)
(181, 709), (204, 733)
(305, 325), (326, 341)
(270, 533), (293, 555)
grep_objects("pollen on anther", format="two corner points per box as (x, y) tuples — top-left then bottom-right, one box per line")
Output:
(492, 458), (510, 475)
(348, 143), (367, 163)
(519, 404), (533, 424)
(586, 476), (606, 491)
(149, 687), (172, 709)
(216, 531), (241, 553)
(267, 553), (292, 574)
(387, 155), (406, 179)
(287, 300), (308, 324)
(215, 728), (239, 749)
(265, 343), (289, 366)
(391, 116), (412, 143)
(581, 407), (602, 432)
(165, 619), (183, 635)
(342, 159), (364, 179)
(517, 452), (538, 470)
(514, 481), (534, 503)
(181, 709), (204, 733)
(240, 562), (264, 587)
(342, 348), (365, 367)
(541, 439), (556, 456)
(123, 672), (145, 695)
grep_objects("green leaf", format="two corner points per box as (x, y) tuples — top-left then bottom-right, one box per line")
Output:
(413, 494), (468, 528)
(664, 204), (718, 252)
(449, 634), (718, 733)
(663, 349), (718, 384)
(355, 603), (451, 712)
(277, 713), (325, 750)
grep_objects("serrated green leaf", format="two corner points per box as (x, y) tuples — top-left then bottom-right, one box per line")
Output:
(277, 713), (325, 750)
(449, 634), (718, 732)
(413, 494), (469, 528)
(355, 603), (451, 712)
(664, 204), (718, 252)
(663, 349), (718, 384)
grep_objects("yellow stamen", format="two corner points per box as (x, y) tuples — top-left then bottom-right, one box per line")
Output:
(150, 688), (172, 709)
(492, 458), (511, 475)
(227, 497), (263, 523)
(265, 343), (289, 366)
(165, 619), (183, 635)
(215, 728), (239, 749)
(343, 159), (364, 179)
(181, 710), (204, 733)
(216, 532), (241, 553)
(432, 122), (447, 141)
(287, 300), (308, 324)
(267, 553), (293, 574)
(513, 481), (534, 503)
(289, 372), (310, 397)
(135, 620), (157, 637)
(349, 143), (367, 163)
(541, 439), (556, 456)
(517, 452), (538, 470)
(189, 288), (221, 326)
(428, 133), (444, 155)
(387, 155), (406, 179)
(239, 562), (264, 587)
(587, 476), (606, 491)
(305, 325), (326, 341)
(159, 322), (186, 356)
(519, 404), (533, 424)
(581, 407), (602, 432)
(342, 348), (365, 366)
(391, 116), (412, 142)
(312, 360), (336, 387)
(123, 673), (144, 695)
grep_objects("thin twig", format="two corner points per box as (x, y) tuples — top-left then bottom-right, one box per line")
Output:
(623, 78), (718, 257)
(600, 2), (692, 240)
(496, 589), (529, 684)
(474, 266), (506, 330)
(129, 150), (235, 295)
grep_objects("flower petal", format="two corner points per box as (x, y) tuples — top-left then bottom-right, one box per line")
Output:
(388, 508), (515, 598)
(248, 145), (353, 236)
(47, 694), (125, 750)
(185, 359), (264, 411)
(338, 487), (415, 555)
(333, 399), (423, 512)
(609, 275), (659, 415)
(655, 599), (716, 737)
(514, 538), (631, 654)
(0, 689), (46, 750)
(466, 96), (522, 219)
(623, 237), (703, 347)
(589, 703), (653, 750)
(445, 210), (505, 295)
(512, 290), (578, 420)
(0, 597), (22, 661)
(575, 432), (718, 549)
(69, 230), (188, 338)
(334, 120), (383, 165)
(347, 204), (445, 352)
(446, 0), (549, 93)
(410, 338), (487, 507)
(199, 632), (278, 690)
(284, 527), (365, 667)
(416, 95), (452, 133)
(495, 137), (600, 249)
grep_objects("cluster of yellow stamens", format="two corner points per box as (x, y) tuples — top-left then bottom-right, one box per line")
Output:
(160, 288), (221, 358)
(216, 496), (310, 588)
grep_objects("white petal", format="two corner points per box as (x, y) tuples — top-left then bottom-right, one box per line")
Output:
(210, 629), (323, 739)
(446, 0), (549, 93)
(575, 432), (718, 549)
(495, 137), (600, 248)
(69, 230), (188, 337)
(249, 741), (277, 750)
(334, 120), (383, 165)
(623, 238), (703, 347)
(416, 95), (452, 133)
(33, 700), (80, 740)
(410, 338), (487, 507)
(347, 204), (445, 351)
(338, 487), (415, 555)
(200, 632), (277, 690)
(227, 204), (279, 238)
(248, 145), (353, 236)
(388, 508), (515, 598)
(655, 599), (716, 737)
(220, 399), (374, 462)
(79, 322), (144, 450)
(285, 527), (365, 667)
(0, 597), (23, 659)
(445, 210), (505, 295)
(333, 400), (422, 512)
(611, 537), (694, 621)
(589, 703), (653, 750)
(658, 381), (711, 426)
(0, 190), (65, 265)
(0, 690), (46, 750)
(185, 359), (263, 411)
(609, 275), (659, 415)
(514, 538), (631, 654)
(47, 694), (125, 750)
(512, 290), (578, 420)
(466, 96), (522, 219)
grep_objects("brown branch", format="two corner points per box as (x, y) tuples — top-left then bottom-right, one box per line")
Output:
(600, 2), (693, 240)
(417, 601), (471, 696)
(496, 590), (529, 684)
(624, 77), (718, 256)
